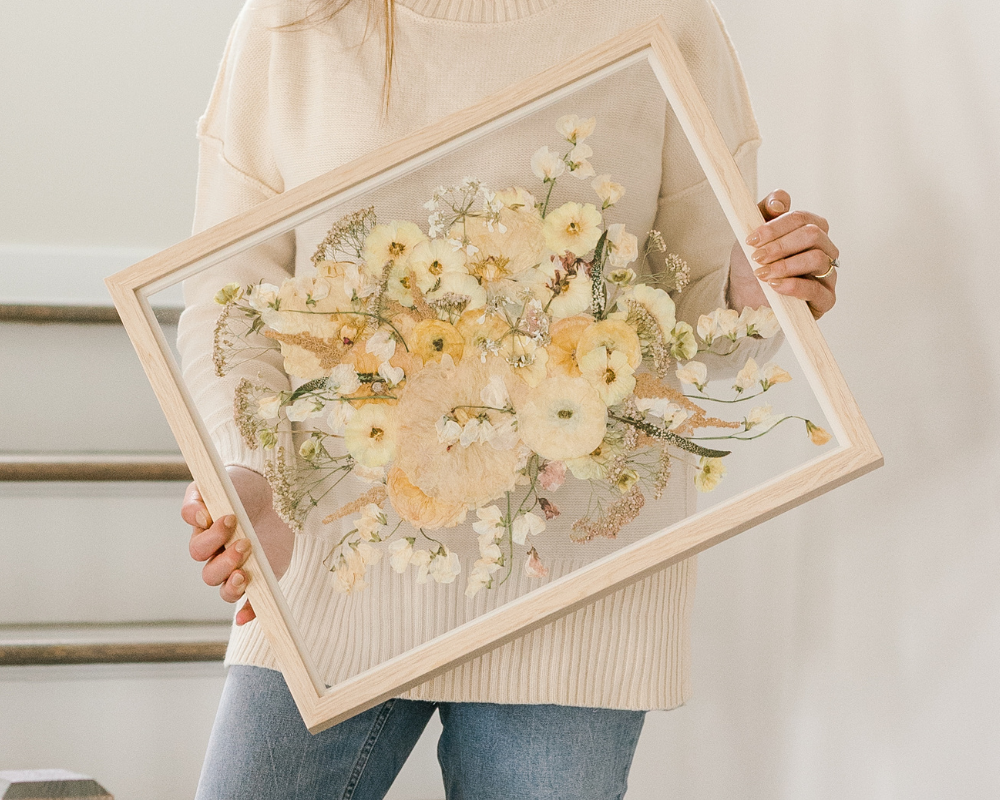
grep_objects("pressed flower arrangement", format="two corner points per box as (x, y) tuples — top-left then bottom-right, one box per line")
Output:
(212, 114), (831, 599)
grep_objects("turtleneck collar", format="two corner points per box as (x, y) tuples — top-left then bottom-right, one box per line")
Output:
(394, 0), (564, 24)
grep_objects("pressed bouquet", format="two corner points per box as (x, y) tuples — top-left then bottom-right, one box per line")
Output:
(212, 113), (830, 598)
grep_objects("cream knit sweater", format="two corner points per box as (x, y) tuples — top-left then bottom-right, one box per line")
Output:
(177, 0), (777, 710)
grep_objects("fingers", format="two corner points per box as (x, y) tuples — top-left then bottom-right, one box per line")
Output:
(752, 248), (840, 284)
(757, 189), (791, 221)
(200, 530), (250, 587)
(180, 482), (211, 530)
(750, 225), (839, 274)
(766, 275), (837, 319)
(235, 599), (257, 626)
(189, 513), (237, 561)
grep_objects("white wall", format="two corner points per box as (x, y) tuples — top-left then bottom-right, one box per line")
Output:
(2, 0), (998, 799)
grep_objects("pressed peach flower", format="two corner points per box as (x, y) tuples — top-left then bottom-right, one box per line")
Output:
(575, 319), (642, 370)
(386, 466), (468, 529)
(542, 201), (603, 257)
(566, 142), (595, 179)
(344, 403), (396, 467)
(455, 207), (546, 282)
(734, 358), (760, 393)
(761, 362), (792, 389)
(739, 306), (781, 338)
(410, 319), (465, 364)
(578, 345), (636, 407)
(362, 220), (428, 276)
(697, 308), (741, 344)
(394, 356), (522, 507)
(545, 314), (592, 377)
(806, 420), (832, 445)
(516, 375), (607, 461)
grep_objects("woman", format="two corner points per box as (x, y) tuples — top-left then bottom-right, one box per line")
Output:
(179, 0), (839, 796)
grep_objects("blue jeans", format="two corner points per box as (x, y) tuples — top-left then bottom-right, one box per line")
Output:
(196, 665), (646, 800)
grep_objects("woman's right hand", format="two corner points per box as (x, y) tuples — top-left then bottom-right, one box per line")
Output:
(180, 466), (295, 626)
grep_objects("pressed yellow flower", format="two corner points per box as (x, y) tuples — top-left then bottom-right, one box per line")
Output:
(502, 333), (549, 388)
(806, 420), (832, 445)
(386, 466), (468, 529)
(362, 220), (428, 275)
(545, 314), (593, 377)
(455, 309), (509, 351)
(694, 456), (727, 492)
(578, 346), (636, 407)
(670, 321), (698, 361)
(410, 319), (465, 364)
(575, 319), (642, 370)
(394, 356), (523, 507)
(344, 402), (396, 467)
(516, 375), (607, 461)
(565, 434), (624, 480)
(407, 237), (467, 294)
(542, 202), (603, 257)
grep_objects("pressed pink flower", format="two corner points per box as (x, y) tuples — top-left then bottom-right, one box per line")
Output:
(538, 460), (566, 491)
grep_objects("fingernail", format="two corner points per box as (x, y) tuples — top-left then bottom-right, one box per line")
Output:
(224, 515), (237, 529)
(769, 199), (786, 213)
(195, 510), (210, 528)
(746, 232), (760, 246)
(234, 538), (250, 554)
(751, 250), (766, 263)
(768, 278), (784, 288)
(755, 267), (771, 280)
(232, 573), (245, 588)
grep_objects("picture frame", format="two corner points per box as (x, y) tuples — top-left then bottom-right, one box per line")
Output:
(105, 14), (882, 733)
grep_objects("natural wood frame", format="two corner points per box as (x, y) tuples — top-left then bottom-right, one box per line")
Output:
(106, 15), (881, 733)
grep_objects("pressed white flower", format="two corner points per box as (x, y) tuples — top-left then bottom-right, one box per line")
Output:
(354, 503), (386, 542)
(694, 457), (726, 492)
(362, 220), (428, 275)
(566, 142), (596, 179)
(745, 404), (778, 430)
(606, 267), (636, 285)
(411, 549), (433, 583)
(555, 114), (596, 144)
(327, 364), (362, 396)
(579, 346), (636, 407)
(286, 396), (323, 422)
(591, 174), (625, 208)
(565, 435), (624, 481)
(327, 401), (356, 435)
(377, 361), (405, 387)
(675, 360), (708, 390)
(698, 308), (742, 344)
(435, 416), (462, 446)
(365, 329), (397, 363)
(605, 223), (639, 269)
(388, 537), (415, 573)
(344, 403), (396, 467)
(466, 557), (503, 598)
(384, 262), (416, 308)
(761, 362), (792, 389)
(739, 306), (781, 338)
(493, 186), (538, 213)
(352, 463), (386, 484)
(517, 375), (607, 461)
(473, 505), (505, 540)
(480, 375), (511, 409)
(247, 283), (280, 313)
(426, 270), (487, 311)
(256, 394), (282, 420)
(511, 511), (545, 545)
(542, 202), (603, 257)
(530, 146), (566, 181)
(734, 357), (760, 393)
(670, 321), (698, 361)
(635, 397), (688, 430)
(428, 548), (461, 584)
(501, 333), (549, 387)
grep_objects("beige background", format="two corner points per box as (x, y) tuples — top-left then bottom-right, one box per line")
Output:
(1, 0), (998, 798)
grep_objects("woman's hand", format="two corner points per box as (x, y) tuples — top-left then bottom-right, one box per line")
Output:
(727, 189), (839, 320)
(180, 466), (295, 626)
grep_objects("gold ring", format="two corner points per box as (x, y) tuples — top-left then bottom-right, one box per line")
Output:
(814, 257), (839, 279)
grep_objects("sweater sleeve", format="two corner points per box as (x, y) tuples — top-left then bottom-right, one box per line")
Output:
(651, 0), (782, 375)
(175, 1), (294, 475)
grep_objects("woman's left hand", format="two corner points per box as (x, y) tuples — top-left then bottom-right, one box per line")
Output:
(728, 189), (839, 320)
